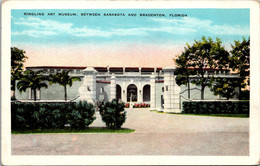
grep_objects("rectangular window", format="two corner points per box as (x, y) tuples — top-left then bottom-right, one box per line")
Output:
(70, 69), (74, 74)
(50, 69), (55, 74)
(43, 69), (47, 74)
(166, 86), (168, 91)
(76, 69), (80, 74)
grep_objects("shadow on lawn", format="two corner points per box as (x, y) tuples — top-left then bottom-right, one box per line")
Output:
(12, 127), (135, 134)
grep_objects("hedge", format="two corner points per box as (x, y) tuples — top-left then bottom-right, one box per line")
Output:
(182, 101), (249, 114)
(11, 101), (96, 130)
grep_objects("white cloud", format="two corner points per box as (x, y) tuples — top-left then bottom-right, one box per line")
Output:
(13, 17), (148, 38)
(151, 17), (249, 36)
(15, 17), (73, 31)
(12, 30), (57, 37)
(12, 16), (249, 38)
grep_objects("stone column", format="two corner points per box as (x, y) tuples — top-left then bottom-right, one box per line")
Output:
(110, 73), (116, 101)
(78, 67), (97, 103)
(28, 88), (32, 99)
(107, 66), (110, 75)
(172, 78), (181, 112)
(150, 73), (156, 110)
(163, 68), (171, 112)
(163, 67), (181, 113)
(138, 81), (143, 103)
(122, 82), (127, 103)
(37, 89), (40, 100)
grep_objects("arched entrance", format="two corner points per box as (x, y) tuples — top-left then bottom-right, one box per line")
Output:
(143, 84), (150, 102)
(116, 84), (121, 100)
(127, 84), (137, 102)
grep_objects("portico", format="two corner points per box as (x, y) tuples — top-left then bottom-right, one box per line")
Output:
(78, 66), (180, 113)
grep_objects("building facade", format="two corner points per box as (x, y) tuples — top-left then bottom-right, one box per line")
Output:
(15, 66), (239, 113)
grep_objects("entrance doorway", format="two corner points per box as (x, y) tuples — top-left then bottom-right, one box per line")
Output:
(116, 84), (121, 100)
(127, 84), (137, 102)
(143, 84), (150, 102)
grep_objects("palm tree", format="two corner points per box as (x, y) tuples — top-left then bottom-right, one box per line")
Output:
(17, 70), (48, 101)
(49, 70), (81, 101)
(11, 68), (23, 100)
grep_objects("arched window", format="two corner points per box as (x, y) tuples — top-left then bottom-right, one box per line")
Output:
(127, 84), (137, 102)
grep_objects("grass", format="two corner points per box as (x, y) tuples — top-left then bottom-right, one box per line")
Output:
(150, 110), (249, 118)
(175, 113), (249, 118)
(12, 127), (135, 135)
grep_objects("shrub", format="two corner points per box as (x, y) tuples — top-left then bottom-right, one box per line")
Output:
(68, 101), (96, 129)
(182, 101), (249, 115)
(99, 99), (126, 129)
(11, 101), (96, 130)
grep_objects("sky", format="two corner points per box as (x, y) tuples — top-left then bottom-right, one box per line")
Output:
(11, 9), (250, 67)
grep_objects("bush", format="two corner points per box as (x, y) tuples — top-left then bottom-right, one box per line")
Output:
(182, 101), (249, 115)
(240, 90), (250, 100)
(68, 101), (96, 129)
(11, 101), (96, 130)
(99, 99), (126, 129)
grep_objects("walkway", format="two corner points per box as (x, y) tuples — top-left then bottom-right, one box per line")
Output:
(12, 108), (249, 155)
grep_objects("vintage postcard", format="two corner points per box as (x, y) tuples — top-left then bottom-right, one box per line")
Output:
(1, 0), (260, 165)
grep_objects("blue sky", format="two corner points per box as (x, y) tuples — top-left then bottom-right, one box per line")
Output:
(11, 9), (250, 67)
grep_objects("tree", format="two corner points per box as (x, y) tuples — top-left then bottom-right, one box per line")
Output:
(175, 37), (230, 100)
(17, 70), (48, 101)
(175, 56), (196, 99)
(210, 78), (238, 100)
(229, 37), (250, 99)
(49, 70), (81, 101)
(11, 47), (28, 100)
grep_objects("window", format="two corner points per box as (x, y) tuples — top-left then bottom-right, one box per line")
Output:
(43, 69), (47, 74)
(70, 69), (74, 74)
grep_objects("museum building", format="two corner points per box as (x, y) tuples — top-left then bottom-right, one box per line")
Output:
(15, 66), (239, 113)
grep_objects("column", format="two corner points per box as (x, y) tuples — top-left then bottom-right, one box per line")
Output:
(122, 82), (127, 103)
(107, 66), (110, 75)
(78, 67), (97, 103)
(172, 77), (181, 112)
(110, 73), (116, 101)
(28, 88), (32, 99)
(163, 68), (171, 112)
(138, 82), (143, 103)
(37, 89), (40, 100)
(150, 73), (156, 110)
(163, 67), (181, 113)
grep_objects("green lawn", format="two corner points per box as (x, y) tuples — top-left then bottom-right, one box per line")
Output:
(12, 127), (135, 134)
(150, 110), (249, 118)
